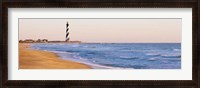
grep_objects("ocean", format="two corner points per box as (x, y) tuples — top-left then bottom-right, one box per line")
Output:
(31, 43), (181, 69)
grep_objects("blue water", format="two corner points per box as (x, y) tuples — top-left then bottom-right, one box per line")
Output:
(31, 43), (181, 69)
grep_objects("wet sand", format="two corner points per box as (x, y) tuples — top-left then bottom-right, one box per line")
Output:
(19, 43), (91, 69)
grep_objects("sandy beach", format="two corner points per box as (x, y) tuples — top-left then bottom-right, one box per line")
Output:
(19, 43), (91, 69)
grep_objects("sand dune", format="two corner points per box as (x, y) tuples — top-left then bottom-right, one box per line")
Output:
(19, 43), (90, 69)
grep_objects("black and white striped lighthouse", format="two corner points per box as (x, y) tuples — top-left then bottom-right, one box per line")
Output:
(66, 22), (70, 42)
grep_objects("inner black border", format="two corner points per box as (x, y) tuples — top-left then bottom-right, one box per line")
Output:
(1, 0), (199, 88)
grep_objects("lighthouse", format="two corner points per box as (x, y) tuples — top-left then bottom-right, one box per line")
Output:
(66, 22), (70, 42)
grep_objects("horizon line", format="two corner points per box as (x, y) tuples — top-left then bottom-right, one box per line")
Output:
(19, 39), (181, 43)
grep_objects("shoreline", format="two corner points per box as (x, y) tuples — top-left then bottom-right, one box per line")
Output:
(19, 43), (91, 69)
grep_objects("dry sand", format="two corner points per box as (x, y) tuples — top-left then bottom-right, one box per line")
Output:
(19, 43), (91, 69)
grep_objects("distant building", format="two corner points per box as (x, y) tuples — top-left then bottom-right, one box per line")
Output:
(19, 39), (48, 43)
(19, 40), (23, 43)
(24, 39), (35, 43)
(36, 39), (41, 42)
(42, 39), (48, 43)
(36, 39), (48, 43)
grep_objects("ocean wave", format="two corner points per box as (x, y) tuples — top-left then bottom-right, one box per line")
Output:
(65, 50), (80, 53)
(119, 56), (139, 59)
(50, 50), (74, 54)
(173, 49), (181, 51)
(89, 63), (125, 69)
(161, 54), (181, 58)
(71, 44), (80, 47)
(148, 58), (158, 61)
(83, 46), (88, 48)
(145, 53), (160, 57)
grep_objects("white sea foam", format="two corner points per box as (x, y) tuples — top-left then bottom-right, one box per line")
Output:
(145, 53), (160, 56)
(148, 58), (158, 61)
(173, 49), (181, 51)
(119, 56), (138, 59)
